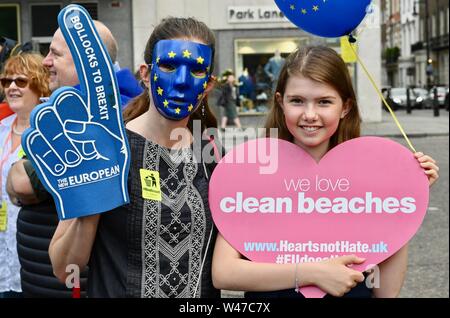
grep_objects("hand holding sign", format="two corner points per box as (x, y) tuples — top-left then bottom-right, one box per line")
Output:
(209, 137), (429, 297)
(22, 5), (130, 220)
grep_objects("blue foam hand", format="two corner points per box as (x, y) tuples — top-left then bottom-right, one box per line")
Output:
(22, 5), (130, 220)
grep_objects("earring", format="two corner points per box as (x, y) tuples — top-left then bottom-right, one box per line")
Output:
(202, 103), (205, 117)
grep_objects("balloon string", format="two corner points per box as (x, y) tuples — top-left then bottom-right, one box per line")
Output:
(347, 37), (416, 152)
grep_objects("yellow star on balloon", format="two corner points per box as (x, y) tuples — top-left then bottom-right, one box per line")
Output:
(290, 4), (295, 10)
(183, 50), (192, 58)
(313, 5), (319, 12)
(154, 74), (158, 82)
(197, 93), (203, 100)
(156, 57), (161, 64)
(157, 87), (164, 96)
(168, 51), (176, 58)
(197, 56), (205, 64)
(188, 104), (194, 112)
(163, 100), (169, 107)
(175, 108), (181, 114)
(301, 8), (307, 14)
(203, 81), (208, 89)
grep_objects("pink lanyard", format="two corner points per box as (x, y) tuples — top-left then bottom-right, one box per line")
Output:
(0, 118), (21, 196)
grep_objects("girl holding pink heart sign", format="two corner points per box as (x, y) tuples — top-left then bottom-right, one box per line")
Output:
(212, 46), (439, 298)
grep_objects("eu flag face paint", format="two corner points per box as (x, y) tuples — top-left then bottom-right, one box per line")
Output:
(150, 39), (212, 120)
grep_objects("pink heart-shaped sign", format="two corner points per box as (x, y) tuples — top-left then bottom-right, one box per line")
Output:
(209, 137), (429, 298)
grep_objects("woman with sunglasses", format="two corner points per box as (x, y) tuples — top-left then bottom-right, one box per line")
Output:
(0, 53), (50, 298)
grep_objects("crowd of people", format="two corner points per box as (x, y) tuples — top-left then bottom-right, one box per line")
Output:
(0, 11), (440, 299)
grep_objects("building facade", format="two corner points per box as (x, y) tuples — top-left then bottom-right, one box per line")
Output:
(381, 0), (402, 87)
(399, 0), (419, 87)
(132, 0), (382, 122)
(0, 0), (134, 70)
(422, 0), (449, 87)
(1, 0), (382, 122)
(132, 0), (315, 80)
(382, 0), (449, 88)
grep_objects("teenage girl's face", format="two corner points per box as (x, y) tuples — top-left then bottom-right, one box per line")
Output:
(277, 74), (349, 157)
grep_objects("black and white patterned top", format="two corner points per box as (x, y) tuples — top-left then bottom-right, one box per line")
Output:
(87, 129), (220, 298)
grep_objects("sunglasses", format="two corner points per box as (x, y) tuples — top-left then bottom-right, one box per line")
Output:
(0, 77), (29, 89)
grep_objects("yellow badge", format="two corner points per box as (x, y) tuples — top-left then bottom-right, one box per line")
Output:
(18, 147), (26, 159)
(140, 169), (162, 201)
(0, 200), (7, 232)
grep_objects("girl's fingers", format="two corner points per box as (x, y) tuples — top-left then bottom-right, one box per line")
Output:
(424, 169), (439, 177)
(414, 152), (437, 163)
(414, 153), (439, 187)
(420, 162), (439, 171)
(424, 169), (438, 176)
(424, 169), (439, 183)
(417, 155), (437, 164)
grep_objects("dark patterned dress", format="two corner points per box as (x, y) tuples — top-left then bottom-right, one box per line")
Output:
(87, 129), (220, 298)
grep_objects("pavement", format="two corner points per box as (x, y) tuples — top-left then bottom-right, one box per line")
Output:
(360, 109), (449, 138)
(233, 108), (449, 138)
(398, 137), (449, 297)
(217, 109), (449, 153)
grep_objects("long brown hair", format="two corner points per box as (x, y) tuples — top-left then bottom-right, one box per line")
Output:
(265, 46), (361, 149)
(123, 17), (217, 132)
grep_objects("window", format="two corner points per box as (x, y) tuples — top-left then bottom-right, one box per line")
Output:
(72, 1), (98, 20)
(431, 14), (437, 38)
(30, 3), (61, 56)
(447, 9), (449, 34)
(31, 4), (61, 38)
(440, 10), (445, 36)
(0, 4), (20, 42)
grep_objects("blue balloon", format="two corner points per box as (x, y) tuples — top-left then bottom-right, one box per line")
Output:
(275, 0), (372, 38)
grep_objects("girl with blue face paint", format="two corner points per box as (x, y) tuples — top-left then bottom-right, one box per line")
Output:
(149, 39), (213, 121)
(49, 17), (222, 298)
(124, 20), (218, 143)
